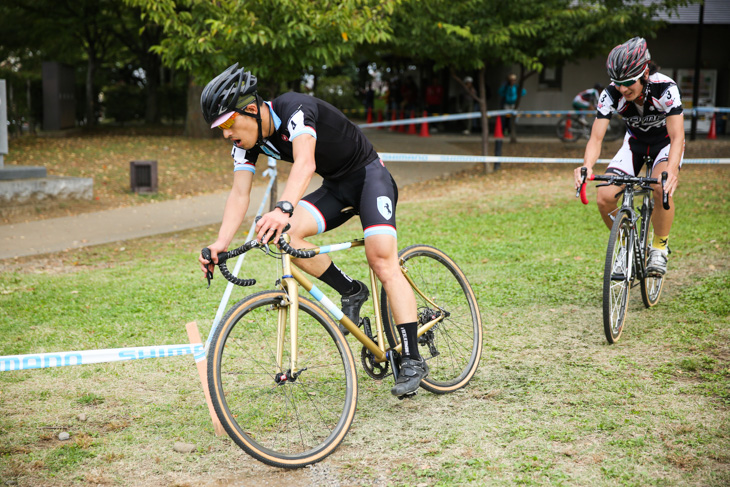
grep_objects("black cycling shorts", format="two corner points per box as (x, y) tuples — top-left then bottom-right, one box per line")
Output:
(299, 158), (398, 239)
(606, 133), (683, 177)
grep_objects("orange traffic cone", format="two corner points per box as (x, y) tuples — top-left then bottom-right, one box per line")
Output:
(389, 110), (397, 132)
(419, 110), (430, 137)
(564, 117), (574, 140)
(408, 110), (417, 134)
(494, 115), (504, 140)
(494, 116), (503, 169)
(707, 112), (717, 140)
(377, 109), (383, 130)
(366, 106), (373, 124)
(399, 110), (406, 132)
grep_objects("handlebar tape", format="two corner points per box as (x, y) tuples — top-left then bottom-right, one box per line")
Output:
(218, 262), (256, 287)
(580, 182), (589, 205)
(201, 244), (257, 287)
(577, 167), (594, 205)
(278, 238), (317, 258)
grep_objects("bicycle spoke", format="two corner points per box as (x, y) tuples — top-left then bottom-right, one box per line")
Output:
(208, 291), (357, 468)
(603, 213), (631, 343)
(382, 245), (482, 394)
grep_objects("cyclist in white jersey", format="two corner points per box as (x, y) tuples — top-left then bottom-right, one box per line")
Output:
(573, 37), (684, 276)
(572, 84), (603, 123)
(198, 64), (428, 396)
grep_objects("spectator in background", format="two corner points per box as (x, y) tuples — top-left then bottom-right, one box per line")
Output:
(461, 76), (488, 135)
(424, 76), (444, 132)
(498, 74), (526, 134)
(388, 77), (402, 121)
(462, 76), (477, 134)
(424, 77), (444, 116)
(362, 82), (375, 113)
(400, 76), (418, 114)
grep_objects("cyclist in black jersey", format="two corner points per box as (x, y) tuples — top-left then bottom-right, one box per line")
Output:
(573, 37), (684, 276)
(198, 64), (428, 396)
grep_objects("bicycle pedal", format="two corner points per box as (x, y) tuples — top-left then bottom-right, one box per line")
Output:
(611, 273), (627, 281)
(397, 392), (417, 401)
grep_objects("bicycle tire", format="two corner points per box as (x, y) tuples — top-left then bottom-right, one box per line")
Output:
(557, 116), (582, 143)
(639, 196), (665, 307)
(381, 245), (482, 394)
(603, 211), (632, 343)
(208, 290), (357, 468)
(604, 117), (626, 142)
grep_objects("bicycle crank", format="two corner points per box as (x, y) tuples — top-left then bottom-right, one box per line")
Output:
(361, 347), (389, 379)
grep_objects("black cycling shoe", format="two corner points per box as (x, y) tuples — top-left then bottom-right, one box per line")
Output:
(391, 357), (429, 396)
(339, 281), (369, 335)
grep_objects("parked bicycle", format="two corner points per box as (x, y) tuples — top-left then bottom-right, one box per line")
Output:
(577, 160), (669, 343)
(202, 226), (482, 468)
(557, 113), (625, 142)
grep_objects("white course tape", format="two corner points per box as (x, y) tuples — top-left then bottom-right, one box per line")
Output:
(379, 152), (730, 165)
(0, 343), (204, 372)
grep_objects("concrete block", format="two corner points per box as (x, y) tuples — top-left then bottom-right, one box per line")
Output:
(0, 176), (93, 204)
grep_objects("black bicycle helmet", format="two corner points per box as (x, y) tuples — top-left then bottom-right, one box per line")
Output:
(606, 37), (651, 81)
(200, 63), (259, 126)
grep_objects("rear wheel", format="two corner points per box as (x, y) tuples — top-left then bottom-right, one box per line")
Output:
(381, 245), (482, 394)
(208, 290), (357, 468)
(603, 212), (632, 344)
(640, 198), (665, 307)
(557, 116), (583, 142)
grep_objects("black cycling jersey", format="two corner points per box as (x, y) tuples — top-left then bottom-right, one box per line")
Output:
(230, 92), (378, 180)
(596, 72), (683, 145)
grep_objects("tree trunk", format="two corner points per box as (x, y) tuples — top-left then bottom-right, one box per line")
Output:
(478, 68), (493, 173)
(86, 56), (97, 127)
(185, 77), (216, 138)
(144, 56), (161, 124)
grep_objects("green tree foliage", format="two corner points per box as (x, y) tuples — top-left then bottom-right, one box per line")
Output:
(389, 0), (695, 153)
(0, 0), (172, 127)
(126, 0), (398, 136)
(127, 0), (397, 84)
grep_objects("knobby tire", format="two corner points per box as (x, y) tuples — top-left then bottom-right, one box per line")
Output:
(208, 290), (357, 468)
(381, 245), (482, 394)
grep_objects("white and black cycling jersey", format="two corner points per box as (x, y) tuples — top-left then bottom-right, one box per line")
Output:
(596, 72), (683, 144)
(230, 92), (378, 180)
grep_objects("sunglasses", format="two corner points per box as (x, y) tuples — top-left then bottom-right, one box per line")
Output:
(218, 112), (239, 130)
(611, 71), (644, 87)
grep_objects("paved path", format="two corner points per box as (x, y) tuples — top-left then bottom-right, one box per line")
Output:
(0, 132), (479, 260)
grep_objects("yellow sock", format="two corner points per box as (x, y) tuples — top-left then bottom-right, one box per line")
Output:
(652, 234), (669, 252)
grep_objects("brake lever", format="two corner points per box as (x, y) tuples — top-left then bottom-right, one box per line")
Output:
(661, 171), (670, 210)
(576, 167), (587, 199)
(201, 247), (214, 288)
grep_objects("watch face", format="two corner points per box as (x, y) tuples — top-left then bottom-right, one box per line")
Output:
(278, 201), (293, 214)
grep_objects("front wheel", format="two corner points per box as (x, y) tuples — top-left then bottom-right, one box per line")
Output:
(207, 290), (358, 468)
(603, 212), (633, 343)
(381, 245), (483, 394)
(640, 199), (665, 307)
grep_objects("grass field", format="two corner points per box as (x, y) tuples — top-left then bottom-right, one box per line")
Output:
(0, 136), (729, 486)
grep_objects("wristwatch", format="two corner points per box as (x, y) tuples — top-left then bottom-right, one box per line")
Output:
(275, 200), (294, 217)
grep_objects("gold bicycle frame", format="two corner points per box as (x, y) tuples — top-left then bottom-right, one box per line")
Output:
(273, 236), (445, 375)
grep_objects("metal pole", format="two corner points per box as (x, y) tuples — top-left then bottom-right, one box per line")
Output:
(0, 80), (8, 167)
